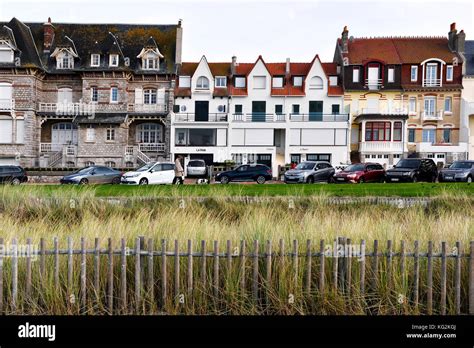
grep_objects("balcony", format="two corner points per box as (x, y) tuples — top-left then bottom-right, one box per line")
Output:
(127, 103), (167, 113)
(0, 98), (14, 111)
(356, 108), (408, 116)
(365, 79), (383, 90)
(422, 79), (442, 87)
(232, 113), (286, 122)
(359, 141), (404, 153)
(38, 102), (95, 115)
(289, 113), (349, 122)
(138, 143), (165, 152)
(174, 113), (228, 122)
(421, 110), (443, 121)
(416, 142), (467, 153)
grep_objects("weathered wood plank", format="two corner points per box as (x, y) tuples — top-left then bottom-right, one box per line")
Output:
(174, 240), (180, 300)
(469, 241), (474, 315)
(252, 240), (259, 302)
(26, 238), (32, 299)
(360, 240), (366, 298)
(94, 237), (100, 303)
(455, 241), (461, 315)
(54, 237), (59, 289)
(213, 240), (219, 298)
(319, 239), (325, 296)
(135, 237), (141, 312)
(120, 238), (127, 313)
(80, 237), (87, 313)
(147, 238), (154, 312)
(67, 237), (73, 313)
(305, 239), (311, 295)
(161, 239), (167, 308)
(11, 238), (18, 313)
(107, 238), (113, 315)
(427, 241), (433, 315)
(187, 240), (193, 296)
(413, 240), (419, 311)
(0, 238), (3, 313)
(240, 240), (246, 296)
(440, 242), (447, 315)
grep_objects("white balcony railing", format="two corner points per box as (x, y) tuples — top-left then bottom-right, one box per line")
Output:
(422, 79), (442, 87)
(40, 143), (63, 153)
(365, 79), (383, 90)
(138, 143), (165, 152)
(0, 98), (14, 111)
(38, 102), (95, 115)
(359, 141), (404, 153)
(421, 110), (443, 121)
(128, 103), (167, 113)
(357, 107), (408, 115)
(174, 113), (228, 122)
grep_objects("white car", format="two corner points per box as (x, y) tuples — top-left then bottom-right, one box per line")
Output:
(187, 159), (207, 177)
(121, 162), (178, 185)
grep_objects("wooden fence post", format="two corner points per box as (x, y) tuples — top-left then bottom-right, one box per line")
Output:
(200, 240), (206, 290)
(427, 241), (433, 315)
(213, 240), (219, 300)
(252, 240), (259, 302)
(469, 241), (474, 315)
(174, 240), (180, 302)
(372, 240), (379, 292)
(94, 238), (100, 304)
(440, 241), (447, 315)
(107, 238), (113, 315)
(319, 239), (325, 296)
(333, 238), (338, 294)
(161, 239), (167, 308)
(0, 238), (3, 314)
(147, 238), (154, 313)
(67, 237), (73, 313)
(305, 239), (311, 295)
(39, 238), (45, 285)
(293, 239), (299, 293)
(386, 240), (392, 290)
(360, 240), (366, 298)
(11, 238), (18, 313)
(120, 238), (127, 313)
(346, 238), (352, 298)
(54, 237), (59, 289)
(26, 238), (32, 299)
(80, 237), (87, 313)
(413, 240), (419, 311)
(400, 240), (406, 291)
(135, 237), (141, 312)
(455, 241), (461, 315)
(266, 240), (272, 303)
(187, 240), (193, 297)
(240, 240), (246, 296)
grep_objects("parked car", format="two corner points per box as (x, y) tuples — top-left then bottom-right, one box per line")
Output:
(284, 161), (335, 184)
(0, 165), (28, 185)
(438, 160), (474, 183)
(385, 158), (437, 183)
(60, 166), (122, 185)
(121, 162), (178, 185)
(187, 159), (207, 177)
(215, 164), (272, 184)
(333, 163), (385, 183)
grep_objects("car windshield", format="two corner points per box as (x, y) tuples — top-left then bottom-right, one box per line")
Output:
(136, 163), (155, 172)
(396, 160), (420, 168)
(344, 164), (365, 172)
(75, 167), (93, 174)
(450, 162), (473, 169)
(295, 162), (315, 170)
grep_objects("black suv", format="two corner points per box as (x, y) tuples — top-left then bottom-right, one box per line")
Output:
(385, 158), (437, 183)
(215, 164), (272, 184)
(0, 165), (28, 185)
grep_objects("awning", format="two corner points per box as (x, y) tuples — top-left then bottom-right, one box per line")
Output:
(353, 114), (408, 123)
(74, 113), (128, 124)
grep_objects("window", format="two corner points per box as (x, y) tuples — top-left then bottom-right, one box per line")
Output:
(144, 89), (157, 104)
(446, 65), (453, 81)
(137, 123), (161, 143)
(393, 122), (402, 141)
(234, 104), (243, 114)
(16, 119), (24, 144)
(424, 97), (436, 116)
(387, 67), (395, 83)
(126, 161), (134, 168)
(91, 54), (100, 67)
(409, 97), (417, 114)
(215, 76), (227, 87)
(109, 54), (119, 67)
(272, 77), (284, 88)
(444, 97), (452, 113)
(57, 51), (74, 69)
(85, 161), (95, 167)
(91, 87), (98, 102)
(408, 129), (415, 143)
(309, 76), (323, 89)
(410, 66), (418, 82)
(176, 129), (216, 146)
(293, 76), (303, 87)
(443, 129), (451, 143)
(365, 122), (391, 141)
(353, 68), (360, 83)
(292, 104), (300, 114)
(110, 87), (118, 103)
(253, 76), (266, 89)
(0, 116), (13, 143)
(329, 76), (338, 86)
(307, 154), (331, 162)
(142, 53), (159, 70)
(275, 105), (283, 114)
(106, 126), (115, 141)
(179, 76), (191, 88)
(0, 43), (14, 63)
(196, 76), (209, 89)
(422, 129), (436, 143)
(235, 76), (246, 88)
(86, 125), (95, 142)
(331, 104), (340, 114)
(105, 161), (116, 168)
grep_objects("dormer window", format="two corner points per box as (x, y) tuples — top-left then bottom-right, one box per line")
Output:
(141, 52), (159, 70)
(0, 41), (14, 63)
(179, 76), (191, 88)
(446, 65), (453, 81)
(109, 54), (119, 67)
(272, 76), (284, 88)
(234, 76), (246, 88)
(309, 76), (323, 89)
(215, 76), (227, 88)
(91, 54), (100, 67)
(57, 51), (74, 69)
(196, 76), (210, 90)
(293, 76), (303, 87)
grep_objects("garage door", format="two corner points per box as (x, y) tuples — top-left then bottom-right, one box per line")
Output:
(0, 158), (18, 165)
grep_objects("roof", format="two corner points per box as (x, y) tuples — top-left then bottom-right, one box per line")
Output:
(340, 37), (461, 65)
(75, 113), (127, 124)
(353, 114), (408, 123)
(465, 40), (474, 76)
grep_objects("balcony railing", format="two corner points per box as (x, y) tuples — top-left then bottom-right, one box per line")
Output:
(138, 143), (165, 152)
(421, 110), (443, 121)
(38, 102), (96, 115)
(40, 143), (63, 153)
(232, 113), (286, 122)
(360, 141), (404, 153)
(422, 79), (442, 87)
(356, 107), (408, 116)
(289, 113), (349, 122)
(0, 98), (14, 111)
(365, 79), (383, 90)
(174, 113), (228, 122)
(128, 103), (167, 113)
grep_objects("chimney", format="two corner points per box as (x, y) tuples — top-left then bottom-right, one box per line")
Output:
(456, 30), (466, 54)
(448, 22), (457, 52)
(175, 19), (183, 65)
(231, 55), (237, 75)
(43, 17), (54, 53)
(341, 26), (349, 53)
(285, 58), (290, 76)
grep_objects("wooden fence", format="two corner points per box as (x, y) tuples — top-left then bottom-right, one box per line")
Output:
(0, 237), (473, 315)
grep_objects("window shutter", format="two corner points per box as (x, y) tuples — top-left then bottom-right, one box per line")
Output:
(0, 118), (13, 143)
(157, 88), (165, 105)
(16, 119), (24, 144)
(135, 88), (143, 104)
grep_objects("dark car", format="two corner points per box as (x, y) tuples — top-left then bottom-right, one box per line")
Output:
(0, 165), (28, 185)
(385, 158), (437, 183)
(333, 162), (385, 183)
(284, 161), (335, 184)
(215, 164), (272, 184)
(438, 160), (474, 183)
(60, 166), (122, 185)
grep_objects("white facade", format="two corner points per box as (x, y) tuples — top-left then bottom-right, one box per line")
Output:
(171, 56), (350, 176)
(462, 76), (474, 160)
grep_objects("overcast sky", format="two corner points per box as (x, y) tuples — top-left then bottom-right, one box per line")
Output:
(1, 0), (473, 63)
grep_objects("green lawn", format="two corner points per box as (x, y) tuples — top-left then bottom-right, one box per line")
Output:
(5, 182), (474, 197)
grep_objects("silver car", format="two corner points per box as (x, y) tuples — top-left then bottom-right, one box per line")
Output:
(187, 159), (207, 177)
(284, 161), (335, 184)
(438, 160), (474, 182)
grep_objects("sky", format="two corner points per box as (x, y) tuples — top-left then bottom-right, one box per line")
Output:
(0, 0), (473, 63)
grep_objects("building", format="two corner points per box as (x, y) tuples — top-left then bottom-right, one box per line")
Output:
(171, 55), (349, 175)
(0, 17), (182, 168)
(334, 23), (467, 167)
(462, 40), (474, 160)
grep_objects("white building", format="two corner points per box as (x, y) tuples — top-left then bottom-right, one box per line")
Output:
(171, 55), (349, 175)
(462, 40), (474, 160)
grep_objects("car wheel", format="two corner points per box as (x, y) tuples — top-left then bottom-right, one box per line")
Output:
(112, 177), (121, 185)
(359, 177), (365, 184)
(256, 175), (266, 184)
(306, 176), (314, 184)
(79, 178), (88, 185)
(139, 178), (148, 185)
(467, 176), (473, 183)
(220, 176), (230, 184)
(11, 178), (21, 185)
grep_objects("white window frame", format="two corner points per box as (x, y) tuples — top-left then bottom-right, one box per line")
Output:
(444, 97), (452, 113)
(57, 51), (74, 69)
(110, 87), (118, 103)
(293, 76), (303, 87)
(309, 76), (324, 89)
(142, 53), (159, 70)
(179, 76), (191, 88)
(446, 65), (453, 81)
(272, 76), (284, 88)
(410, 66), (418, 82)
(215, 76), (227, 88)
(105, 161), (116, 168)
(235, 77), (246, 88)
(136, 123), (161, 143)
(409, 97), (417, 115)
(91, 54), (100, 67)
(144, 89), (157, 104)
(0, 43), (14, 63)
(106, 125), (116, 142)
(109, 54), (119, 67)
(424, 96), (436, 116)
(353, 68), (360, 83)
(86, 124), (95, 142)
(329, 76), (338, 86)
(253, 76), (266, 89)
(91, 86), (99, 102)
(196, 76), (210, 90)
(387, 67), (395, 83)
(422, 128), (436, 143)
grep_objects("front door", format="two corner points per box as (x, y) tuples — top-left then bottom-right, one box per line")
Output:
(252, 101), (266, 122)
(195, 101), (209, 121)
(309, 101), (323, 121)
(52, 123), (78, 147)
